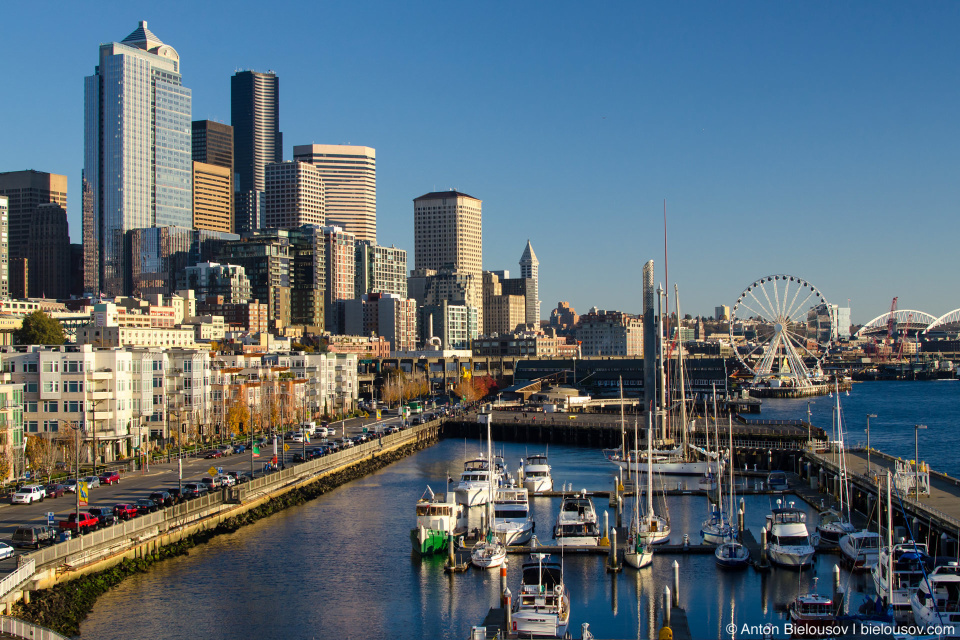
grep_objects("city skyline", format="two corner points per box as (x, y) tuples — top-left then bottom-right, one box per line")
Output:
(3, 3), (959, 322)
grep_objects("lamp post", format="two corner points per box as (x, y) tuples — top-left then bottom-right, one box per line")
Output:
(914, 424), (927, 498)
(806, 400), (815, 448)
(865, 414), (877, 477)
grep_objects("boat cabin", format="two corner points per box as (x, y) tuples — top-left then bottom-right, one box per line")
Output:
(560, 497), (593, 518)
(463, 459), (489, 472)
(771, 508), (807, 525)
(416, 501), (454, 518)
(792, 594), (834, 619)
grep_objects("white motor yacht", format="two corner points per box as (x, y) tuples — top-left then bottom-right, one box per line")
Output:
(911, 562), (960, 629)
(492, 487), (535, 546)
(553, 493), (600, 546)
(873, 541), (931, 617)
(512, 547), (570, 638)
(455, 458), (497, 507)
(839, 530), (881, 570)
(521, 454), (553, 493)
(764, 501), (816, 568)
(410, 486), (467, 555)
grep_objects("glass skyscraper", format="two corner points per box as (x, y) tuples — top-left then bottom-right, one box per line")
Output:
(83, 21), (192, 296)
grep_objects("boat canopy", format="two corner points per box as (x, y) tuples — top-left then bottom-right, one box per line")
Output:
(521, 559), (563, 589)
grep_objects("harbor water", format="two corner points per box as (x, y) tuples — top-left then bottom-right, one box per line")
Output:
(78, 381), (952, 639)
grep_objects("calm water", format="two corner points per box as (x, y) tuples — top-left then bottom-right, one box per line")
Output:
(78, 382), (954, 640)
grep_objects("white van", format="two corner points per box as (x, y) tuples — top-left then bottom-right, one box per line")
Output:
(299, 422), (316, 436)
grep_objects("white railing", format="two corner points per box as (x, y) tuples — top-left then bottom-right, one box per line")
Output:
(0, 559), (35, 600)
(0, 615), (70, 640)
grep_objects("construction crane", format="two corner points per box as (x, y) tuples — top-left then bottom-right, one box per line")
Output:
(896, 312), (913, 361)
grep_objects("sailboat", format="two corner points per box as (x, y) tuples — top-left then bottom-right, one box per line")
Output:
(605, 285), (720, 477)
(701, 386), (734, 545)
(635, 410), (671, 545)
(471, 416), (506, 569)
(716, 414), (750, 568)
(624, 397), (653, 568)
(815, 382), (856, 544)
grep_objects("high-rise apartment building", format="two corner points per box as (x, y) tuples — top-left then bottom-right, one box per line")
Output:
(519, 240), (540, 325)
(323, 226), (356, 333)
(263, 162), (325, 229)
(231, 70), (282, 194)
(234, 190), (263, 234)
(192, 162), (232, 232)
(355, 241), (406, 299)
(289, 225), (325, 328)
(177, 262), (251, 304)
(0, 170), (68, 264)
(83, 21), (193, 296)
(343, 293), (417, 352)
(192, 120), (234, 230)
(0, 197), (8, 298)
(293, 144), (376, 242)
(219, 230), (292, 329)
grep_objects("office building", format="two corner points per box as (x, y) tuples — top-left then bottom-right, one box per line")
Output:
(715, 305), (730, 321)
(83, 21), (193, 296)
(482, 271), (525, 336)
(264, 161), (325, 229)
(575, 309), (643, 357)
(195, 296), (268, 333)
(177, 262), (251, 303)
(28, 203), (71, 299)
(413, 190), (482, 275)
(289, 225), (325, 328)
(219, 230), (292, 329)
(0, 197), (7, 298)
(231, 70), (282, 194)
(293, 144), (376, 242)
(422, 301), (479, 351)
(192, 162), (232, 232)
(234, 190), (263, 234)
(519, 240), (540, 325)
(128, 227), (239, 297)
(192, 120), (234, 232)
(0, 170), (68, 264)
(355, 241), (406, 299)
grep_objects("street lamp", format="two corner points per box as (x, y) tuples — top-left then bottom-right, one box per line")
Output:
(865, 414), (877, 477)
(914, 424), (927, 498)
(806, 400), (816, 448)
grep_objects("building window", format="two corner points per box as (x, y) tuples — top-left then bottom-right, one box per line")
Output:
(42, 381), (59, 393)
(43, 401), (58, 413)
(25, 362), (38, 373)
(25, 382), (38, 394)
(43, 420), (58, 432)
(42, 361), (59, 373)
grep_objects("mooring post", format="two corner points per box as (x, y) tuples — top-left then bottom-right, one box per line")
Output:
(664, 586), (671, 626)
(448, 530), (455, 567)
(609, 528), (618, 570)
(604, 511), (610, 545)
(672, 560), (679, 606)
(504, 586), (512, 631)
(500, 564), (508, 604)
(833, 564), (840, 602)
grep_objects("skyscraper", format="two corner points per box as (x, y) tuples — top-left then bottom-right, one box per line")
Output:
(0, 197), (8, 298)
(28, 203), (70, 299)
(192, 120), (234, 230)
(0, 170), (68, 263)
(293, 144), (376, 242)
(192, 162), (232, 233)
(231, 70), (282, 194)
(263, 161), (325, 229)
(83, 21), (193, 296)
(519, 240), (540, 325)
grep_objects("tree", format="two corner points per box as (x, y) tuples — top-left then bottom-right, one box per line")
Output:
(26, 434), (57, 482)
(14, 311), (65, 345)
(225, 396), (250, 436)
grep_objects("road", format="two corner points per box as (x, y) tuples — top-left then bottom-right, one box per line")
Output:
(0, 412), (413, 569)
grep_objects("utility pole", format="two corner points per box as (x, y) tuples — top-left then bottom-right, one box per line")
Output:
(866, 414), (877, 477)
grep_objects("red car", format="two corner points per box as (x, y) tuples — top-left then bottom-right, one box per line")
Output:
(45, 483), (66, 498)
(58, 512), (98, 535)
(203, 450), (223, 459)
(113, 503), (138, 520)
(99, 471), (120, 485)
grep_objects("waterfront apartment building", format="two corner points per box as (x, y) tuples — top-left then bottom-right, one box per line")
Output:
(84, 21), (193, 296)
(0, 380), (24, 482)
(192, 162), (233, 233)
(177, 262), (251, 304)
(264, 162), (325, 229)
(575, 309), (643, 357)
(293, 144), (376, 242)
(232, 71), (282, 194)
(355, 241), (407, 299)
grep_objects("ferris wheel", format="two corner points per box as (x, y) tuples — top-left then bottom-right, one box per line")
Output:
(729, 274), (830, 388)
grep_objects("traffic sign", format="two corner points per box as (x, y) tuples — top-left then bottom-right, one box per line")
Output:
(46, 512), (55, 526)
(208, 466), (218, 476)
(283, 444), (290, 452)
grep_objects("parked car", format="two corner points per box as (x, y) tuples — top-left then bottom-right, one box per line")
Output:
(12, 485), (46, 504)
(45, 483), (66, 499)
(182, 483), (209, 499)
(134, 498), (158, 515)
(12, 525), (57, 549)
(86, 506), (117, 528)
(58, 512), (98, 536)
(149, 491), (173, 508)
(62, 479), (79, 493)
(81, 475), (101, 489)
(113, 503), (139, 520)
(99, 471), (120, 485)
(0, 542), (14, 560)
(233, 444), (247, 454)
(167, 488), (185, 504)
(202, 450), (223, 459)
(216, 445), (233, 455)
(291, 453), (305, 463)
(215, 474), (235, 487)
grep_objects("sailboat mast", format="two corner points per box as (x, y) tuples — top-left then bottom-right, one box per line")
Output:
(619, 377), (626, 466)
(886, 470), (893, 606)
(675, 284), (688, 453)
(657, 284), (666, 440)
(634, 415), (640, 531)
(835, 381), (850, 518)
(647, 410), (654, 520)
(728, 413), (734, 530)
(487, 417), (494, 531)
(712, 383), (722, 518)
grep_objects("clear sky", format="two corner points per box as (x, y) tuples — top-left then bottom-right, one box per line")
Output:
(2, 1), (959, 324)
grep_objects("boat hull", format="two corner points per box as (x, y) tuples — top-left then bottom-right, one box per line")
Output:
(455, 486), (489, 507)
(471, 544), (506, 569)
(701, 523), (735, 545)
(512, 609), (569, 638)
(410, 527), (449, 555)
(523, 477), (553, 493)
(496, 521), (535, 547)
(768, 545), (815, 568)
(625, 547), (653, 569)
(614, 459), (718, 476)
(715, 543), (750, 569)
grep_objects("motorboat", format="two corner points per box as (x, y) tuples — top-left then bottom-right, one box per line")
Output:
(765, 501), (816, 568)
(410, 485), (467, 555)
(455, 458), (497, 507)
(512, 545), (571, 638)
(911, 562), (960, 629)
(768, 471), (789, 492)
(873, 541), (932, 617)
(816, 509), (856, 545)
(492, 487), (535, 546)
(553, 493), (600, 546)
(716, 540), (750, 569)
(521, 453), (553, 493)
(839, 530), (881, 570)
(788, 578), (836, 637)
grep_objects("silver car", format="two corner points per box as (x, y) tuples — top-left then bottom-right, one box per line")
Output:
(81, 476), (101, 489)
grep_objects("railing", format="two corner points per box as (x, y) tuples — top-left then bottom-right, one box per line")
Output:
(0, 560), (34, 600)
(0, 616), (69, 640)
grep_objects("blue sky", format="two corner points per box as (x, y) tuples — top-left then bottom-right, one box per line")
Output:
(2, 1), (959, 323)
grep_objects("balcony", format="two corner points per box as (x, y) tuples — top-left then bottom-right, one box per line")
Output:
(89, 390), (113, 401)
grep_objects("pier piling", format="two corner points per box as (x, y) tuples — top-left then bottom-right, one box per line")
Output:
(664, 587), (671, 626)
(608, 528), (619, 571)
(672, 560), (679, 606)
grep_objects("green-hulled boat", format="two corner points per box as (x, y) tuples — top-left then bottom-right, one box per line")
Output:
(411, 486), (467, 555)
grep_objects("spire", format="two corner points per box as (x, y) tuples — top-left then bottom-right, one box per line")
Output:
(122, 20), (164, 51)
(520, 239), (538, 266)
